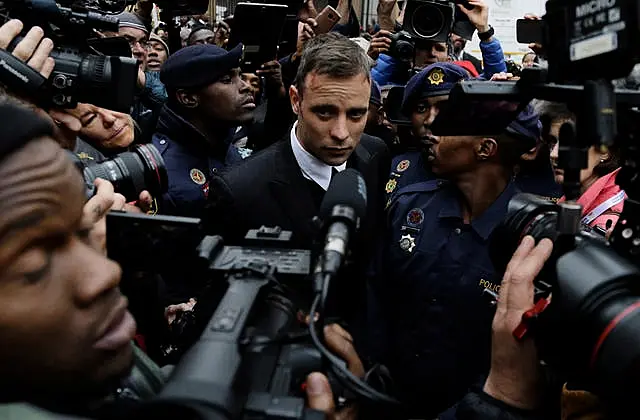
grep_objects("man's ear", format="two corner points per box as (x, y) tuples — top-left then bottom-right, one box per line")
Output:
(290, 85), (301, 115)
(176, 89), (199, 109)
(477, 137), (498, 161)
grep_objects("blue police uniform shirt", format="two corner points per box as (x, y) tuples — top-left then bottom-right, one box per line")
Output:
(384, 151), (434, 203)
(152, 104), (248, 218)
(373, 152), (518, 417)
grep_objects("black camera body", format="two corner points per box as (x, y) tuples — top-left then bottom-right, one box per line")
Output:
(401, 0), (474, 43)
(402, 0), (456, 42)
(0, 0), (138, 112)
(105, 217), (341, 419)
(388, 30), (415, 62)
(489, 193), (640, 407)
(544, 0), (640, 82)
(48, 45), (138, 112)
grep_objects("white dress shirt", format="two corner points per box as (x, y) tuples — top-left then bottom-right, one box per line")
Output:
(290, 121), (346, 191)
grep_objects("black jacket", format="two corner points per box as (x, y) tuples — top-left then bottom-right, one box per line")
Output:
(206, 134), (390, 323)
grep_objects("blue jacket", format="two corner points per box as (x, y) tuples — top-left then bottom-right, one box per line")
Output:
(368, 152), (517, 419)
(152, 104), (246, 218)
(372, 37), (508, 86)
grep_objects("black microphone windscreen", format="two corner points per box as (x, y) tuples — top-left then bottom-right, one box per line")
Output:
(319, 168), (367, 221)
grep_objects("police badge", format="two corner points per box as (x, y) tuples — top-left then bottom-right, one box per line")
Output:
(190, 168), (206, 185)
(399, 234), (416, 253)
(396, 160), (410, 172)
(386, 179), (397, 194)
(428, 68), (445, 86)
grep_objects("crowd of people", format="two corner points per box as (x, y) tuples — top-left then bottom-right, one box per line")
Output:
(0, 0), (633, 419)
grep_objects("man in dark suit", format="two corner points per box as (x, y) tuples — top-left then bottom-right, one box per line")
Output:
(206, 33), (390, 324)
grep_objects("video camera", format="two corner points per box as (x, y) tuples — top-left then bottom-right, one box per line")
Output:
(417, 0), (640, 410)
(387, 0), (475, 63)
(0, 0), (138, 112)
(105, 169), (400, 419)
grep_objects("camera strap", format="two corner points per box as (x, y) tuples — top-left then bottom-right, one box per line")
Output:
(0, 49), (48, 106)
(581, 189), (626, 226)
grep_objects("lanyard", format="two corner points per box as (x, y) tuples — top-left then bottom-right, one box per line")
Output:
(581, 190), (626, 225)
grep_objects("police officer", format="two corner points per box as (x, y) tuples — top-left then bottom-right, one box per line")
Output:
(384, 62), (469, 198)
(152, 44), (255, 217)
(370, 75), (542, 417)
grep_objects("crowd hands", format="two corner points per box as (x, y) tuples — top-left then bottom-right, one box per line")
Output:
(0, 0), (621, 418)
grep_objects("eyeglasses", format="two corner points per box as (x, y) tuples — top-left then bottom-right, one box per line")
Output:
(125, 38), (150, 49)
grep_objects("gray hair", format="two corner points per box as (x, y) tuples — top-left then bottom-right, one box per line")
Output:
(293, 32), (371, 96)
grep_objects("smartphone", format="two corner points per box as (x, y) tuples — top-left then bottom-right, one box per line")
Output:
(314, 5), (341, 34)
(228, 3), (289, 73)
(516, 19), (544, 44)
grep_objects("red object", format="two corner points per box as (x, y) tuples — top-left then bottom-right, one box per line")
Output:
(453, 60), (480, 77)
(134, 334), (147, 353)
(590, 301), (640, 368)
(513, 298), (550, 341)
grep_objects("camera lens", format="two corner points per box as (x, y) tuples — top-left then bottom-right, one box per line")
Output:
(411, 4), (445, 39)
(489, 193), (558, 274)
(82, 144), (168, 202)
(396, 39), (415, 61)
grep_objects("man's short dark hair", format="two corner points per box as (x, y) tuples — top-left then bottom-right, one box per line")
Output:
(293, 33), (371, 96)
(188, 25), (213, 45)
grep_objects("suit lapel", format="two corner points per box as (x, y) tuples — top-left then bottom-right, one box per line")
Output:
(268, 140), (320, 241)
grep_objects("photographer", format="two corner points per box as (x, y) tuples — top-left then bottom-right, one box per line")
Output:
(61, 103), (138, 155)
(101, 12), (167, 144)
(370, 0), (506, 86)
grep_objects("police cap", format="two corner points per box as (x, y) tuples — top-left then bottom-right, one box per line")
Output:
(402, 62), (469, 114)
(505, 104), (542, 150)
(160, 43), (243, 89)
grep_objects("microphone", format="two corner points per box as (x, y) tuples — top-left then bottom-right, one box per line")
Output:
(318, 168), (368, 276)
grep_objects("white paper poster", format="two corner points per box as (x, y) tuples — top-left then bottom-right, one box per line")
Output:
(466, 0), (547, 60)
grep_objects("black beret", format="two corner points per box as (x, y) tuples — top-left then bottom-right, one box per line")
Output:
(0, 103), (53, 163)
(160, 43), (243, 89)
(506, 104), (542, 149)
(402, 62), (469, 114)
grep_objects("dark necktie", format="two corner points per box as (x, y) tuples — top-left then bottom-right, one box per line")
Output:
(331, 167), (339, 182)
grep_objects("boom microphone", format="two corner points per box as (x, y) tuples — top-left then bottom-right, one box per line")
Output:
(318, 168), (367, 275)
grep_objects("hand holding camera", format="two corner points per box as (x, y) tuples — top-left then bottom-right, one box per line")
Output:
(457, 0), (489, 34)
(368, 30), (393, 60)
(483, 236), (553, 410)
(0, 19), (55, 78)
